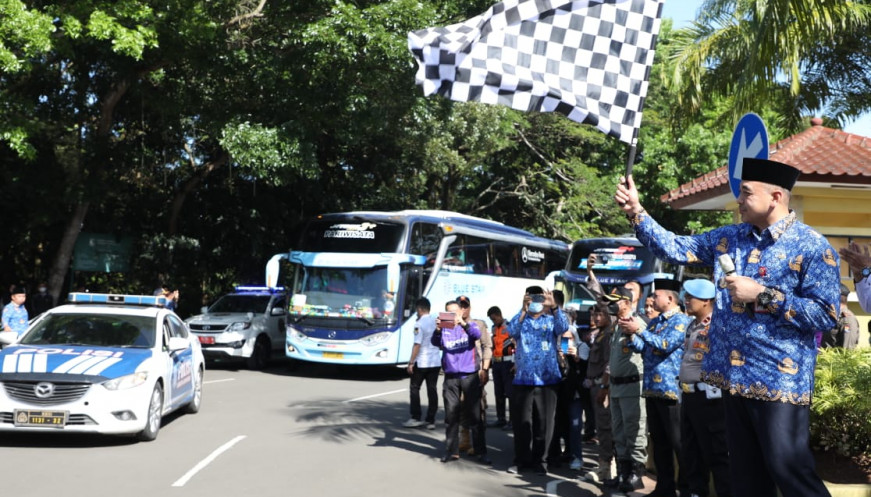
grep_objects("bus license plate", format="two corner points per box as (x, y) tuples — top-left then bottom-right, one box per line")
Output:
(14, 409), (68, 428)
(323, 352), (344, 359)
(198, 336), (215, 345)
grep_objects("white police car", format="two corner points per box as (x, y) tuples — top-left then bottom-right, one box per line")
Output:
(185, 286), (287, 370)
(0, 293), (204, 441)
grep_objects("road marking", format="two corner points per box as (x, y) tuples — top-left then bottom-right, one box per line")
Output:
(343, 388), (406, 404)
(172, 435), (246, 487)
(204, 378), (235, 385)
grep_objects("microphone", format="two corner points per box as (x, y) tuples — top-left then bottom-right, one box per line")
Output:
(717, 253), (736, 283)
(718, 254), (752, 315)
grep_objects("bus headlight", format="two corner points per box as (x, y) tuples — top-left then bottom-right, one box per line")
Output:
(359, 332), (390, 346)
(290, 329), (308, 341)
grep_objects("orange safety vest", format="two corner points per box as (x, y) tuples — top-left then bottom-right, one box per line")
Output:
(491, 323), (512, 358)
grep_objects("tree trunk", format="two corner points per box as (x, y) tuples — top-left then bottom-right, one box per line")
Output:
(47, 202), (89, 303)
(168, 152), (228, 235)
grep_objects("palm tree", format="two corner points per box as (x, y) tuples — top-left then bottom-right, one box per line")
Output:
(665, 0), (871, 129)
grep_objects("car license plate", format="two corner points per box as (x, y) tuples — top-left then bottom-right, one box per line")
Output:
(322, 352), (343, 359)
(14, 409), (68, 428)
(198, 336), (215, 345)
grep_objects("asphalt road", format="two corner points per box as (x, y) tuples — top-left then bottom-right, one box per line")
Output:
(0, 360), (615, 497)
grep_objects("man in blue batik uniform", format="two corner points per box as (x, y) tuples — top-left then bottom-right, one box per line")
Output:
(615, 158), (839, 497)
(506, 286), (569, 475)
(624, 278), (691, 497)
(2, 286), (29, 336)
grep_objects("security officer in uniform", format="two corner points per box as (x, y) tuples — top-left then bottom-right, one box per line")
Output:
(616, 158), (839, 497)
(679, 279), (731, 497)
(625, 278), (691, 497)
(604, 286), (647, 493)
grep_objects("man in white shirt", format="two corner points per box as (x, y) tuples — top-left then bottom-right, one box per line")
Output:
(839, 242), (871, 313)
(403, 297), (441, 429)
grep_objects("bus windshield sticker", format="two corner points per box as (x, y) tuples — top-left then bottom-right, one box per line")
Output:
(323, 223), (377, 239)
(580, 246), (643, 271)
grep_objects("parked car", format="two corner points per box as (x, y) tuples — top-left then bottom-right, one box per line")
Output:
(185, 286), (287, 370)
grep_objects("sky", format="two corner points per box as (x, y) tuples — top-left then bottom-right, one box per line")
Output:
(659, 0), (871, 138)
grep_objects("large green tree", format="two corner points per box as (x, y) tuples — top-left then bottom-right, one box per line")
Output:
(667, 0), (871, 128)
(0, 0), (759, 314)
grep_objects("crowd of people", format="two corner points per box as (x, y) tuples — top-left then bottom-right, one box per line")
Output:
(402, 157), (870, 497)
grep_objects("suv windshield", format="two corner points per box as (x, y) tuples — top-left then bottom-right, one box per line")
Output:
(20, 313), (156, 348)
(209, 295), (272, 314)
(291, 267), (394, 320)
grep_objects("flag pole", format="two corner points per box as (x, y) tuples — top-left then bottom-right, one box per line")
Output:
(624, 137), (638, 178)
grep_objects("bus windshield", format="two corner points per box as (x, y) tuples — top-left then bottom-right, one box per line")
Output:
(290, 267), (396, 322)
(567, 240), (658, 287)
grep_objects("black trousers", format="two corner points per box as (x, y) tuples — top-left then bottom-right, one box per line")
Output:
(681, 391), (731, 497)
(646, 396), (684, 494)
(724, 395), (831, 497)
(409, 365), (440, 423)
(443, 373), (485, 456)
(492, 360), (514, 422)
(512, 383), (558, 467)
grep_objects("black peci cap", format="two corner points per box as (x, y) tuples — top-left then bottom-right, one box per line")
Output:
(653, 278), (681, 293)
(741, 158), (801, 191)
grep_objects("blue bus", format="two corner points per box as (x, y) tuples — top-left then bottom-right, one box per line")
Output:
(559, 237), (674, 312)
(268, 210), (569, 365)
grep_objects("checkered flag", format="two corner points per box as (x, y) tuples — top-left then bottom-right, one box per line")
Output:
(408, 0), (665, 144)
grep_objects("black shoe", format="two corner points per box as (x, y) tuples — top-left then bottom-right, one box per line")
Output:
(603, 475), (621, 488)
(440, 454), (460, 463)
(478, 455), (493, 465)
(619, 472), (643, 493)
(533, 463), (547, 475)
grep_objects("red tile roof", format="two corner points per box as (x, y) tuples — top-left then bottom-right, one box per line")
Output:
(661, 119), (871, 209)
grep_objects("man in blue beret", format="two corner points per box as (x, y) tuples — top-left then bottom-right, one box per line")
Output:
(679, 279), (731, 497)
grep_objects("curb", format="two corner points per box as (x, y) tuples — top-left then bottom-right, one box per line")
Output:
(826, 482), (871, 497)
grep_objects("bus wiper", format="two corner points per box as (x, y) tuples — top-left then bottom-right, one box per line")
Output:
(291, 315), (309, 325)
(356, 316), (374, 326)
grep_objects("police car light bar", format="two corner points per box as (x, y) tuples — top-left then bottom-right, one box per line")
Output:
(67, 293), (170, 307)
(235, 286), (285, 293)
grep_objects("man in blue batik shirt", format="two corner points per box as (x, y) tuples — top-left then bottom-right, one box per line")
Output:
(615, 158), (839, 497)
(2, 286), (29, 337)
(506, 286), (568, 475)
(624, 277), (691, 497)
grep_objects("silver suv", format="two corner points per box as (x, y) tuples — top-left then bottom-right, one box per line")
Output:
(185, 286), (287, 370)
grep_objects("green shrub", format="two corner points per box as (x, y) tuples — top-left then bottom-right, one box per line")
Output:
(811, 347), (871, 457)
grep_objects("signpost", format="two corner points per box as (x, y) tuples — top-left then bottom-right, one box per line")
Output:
(728, 113), (769, 198)
(72, 233), (133, 273)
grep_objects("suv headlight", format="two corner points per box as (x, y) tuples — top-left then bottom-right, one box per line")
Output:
(229, 321), (251, 331)
(103, 371), (149, 391)
(360, 332), (390, 346)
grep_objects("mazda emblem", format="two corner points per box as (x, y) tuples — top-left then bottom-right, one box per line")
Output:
(34, 382), (55, 399)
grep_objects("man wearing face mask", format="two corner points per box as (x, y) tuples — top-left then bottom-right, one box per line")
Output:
(506, 286), (569, 475)
(31, 282), (54, 317)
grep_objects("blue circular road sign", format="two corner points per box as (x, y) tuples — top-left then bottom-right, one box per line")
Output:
(728, 113), (769, 198)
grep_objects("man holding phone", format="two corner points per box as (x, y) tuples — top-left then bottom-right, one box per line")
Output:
(506, 286), (568, 475)
(431, 300), (490, 465)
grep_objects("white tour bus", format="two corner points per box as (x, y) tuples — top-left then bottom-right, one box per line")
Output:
(267, 210), (569, 366)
